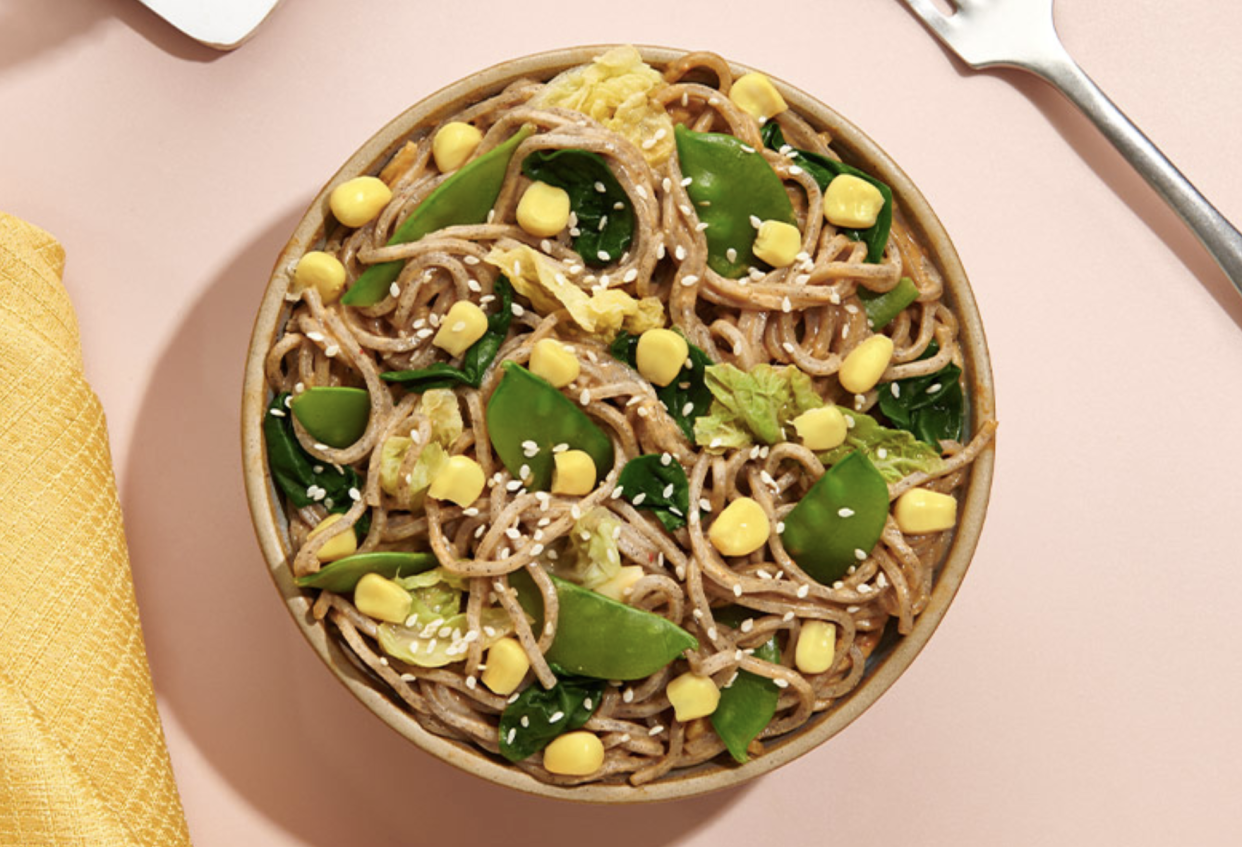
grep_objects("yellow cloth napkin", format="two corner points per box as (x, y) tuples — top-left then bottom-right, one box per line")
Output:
(0, 214), (192, 847)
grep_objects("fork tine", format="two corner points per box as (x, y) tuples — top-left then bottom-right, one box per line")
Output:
(899, 0), (958, 42)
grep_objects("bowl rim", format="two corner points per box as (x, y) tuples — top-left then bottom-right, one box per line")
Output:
(241, 43), (996, 804)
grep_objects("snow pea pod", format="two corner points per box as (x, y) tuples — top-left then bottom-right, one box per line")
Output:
(780, 450), (889, 584)
(510, 569), (698, 681)
(859, 276), (918, 330)
(290, 386), (370, 448)
(295, 551), (436, 593)
(710, 608), (781, 763)
(674, 125), (795, 278)
(486, 361), (613, 491)
(341, 125), (535, 307)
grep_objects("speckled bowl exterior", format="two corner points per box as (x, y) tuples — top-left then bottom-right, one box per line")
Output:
(241, 45), (996, 803)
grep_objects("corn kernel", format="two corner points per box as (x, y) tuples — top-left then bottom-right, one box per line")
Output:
(354, 573), (412, 624)
(543, 730), (605, 775)
(791, 406), (848, 452)
(551, 450), (597, 496)
(752, 220), (802, 268)
(729, 72), (788, 121)
(292, 251), (347, 303)
(708, 496), (770, 557)
(795, 620), (837, 674)
(666, 672), (721, 721)
(427, 455), (486, 507)
(516, 181), (571, 238)
(432, 121), (483, 173)
(433, 300), (488, 357)
(529, 338), (580, 388)
(823, 174), (885, 229)
(635, 328), (689, 387)
(481, 637), (530, 696)
(329, 176), (392, 228)
(594, 565), (644, 603)
(306, 513), (357, 563)
(894, 488), (958, 534)
(839, 335), (894, 395)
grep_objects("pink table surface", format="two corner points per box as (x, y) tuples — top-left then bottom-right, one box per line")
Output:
(4, 1), (1241, 844)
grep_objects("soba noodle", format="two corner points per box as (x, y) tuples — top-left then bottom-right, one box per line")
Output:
(265, 47), (996, 786)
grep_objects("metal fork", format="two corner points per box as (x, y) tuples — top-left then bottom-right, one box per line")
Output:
(900, 0), (1242, 297)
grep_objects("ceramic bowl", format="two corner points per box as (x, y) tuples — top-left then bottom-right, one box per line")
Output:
(241, 44), (996, 803)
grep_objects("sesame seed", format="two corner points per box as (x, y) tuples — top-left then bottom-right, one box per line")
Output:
(474, 525), (486, 539)
(506, 728), (517, 744)
(324, 344), (340, 357)
(632, 492), (647, 505)
(594, 181), (606, 193)
(597, 250), (610, 262)
(623, 688), (635, 703)
(464, 255), (481, 265)
(549, 710), (565, 723)
(505, 480), (522, 492)
(838, 508), (855, 518)
(858, 583), (872, 594)
(656, 243), (666, 259)
(774, 678), (790, 688)
(877, 447), (888, 460)
(674, 245), (687, 261)
(662, 177), (673, 192)
(796, 584), (809, 598)
(847, 605), (860, 613)
(789, 165), (803, 176)
(623, 268), (638, 283)
(782, 342), (795, 355)
(579, 389), (591, 405)
(648, 725), (664, 736)
(390, 282), (401, 298)
(611, 486), (624, 500)
(740, 144), (755, 154)
(726, 247), (738, 263)
(927, 383), (942, 394)
(679, 204), (693, 217)
(349, 487), (361, 501)
(891, 384), (901, 398)
(268, 408), (286, 418)
(732, 584), (743, 598)
(306, 331), (325, 342)
(781, 296), (792, 313)
(598, 215), (609, 231)
(451, 321), (466, 333)
(511, 303), (525, 317)
(854, 548), (868, 561)
(707, 627), (718, 641)
(699, 498), (712, 512)
(749, 215), (763, 229)
(428, 313), (442, 327)
(783, 611), (795, 622)
(466, 675), (477, 690)
(776, 521), (786, 533)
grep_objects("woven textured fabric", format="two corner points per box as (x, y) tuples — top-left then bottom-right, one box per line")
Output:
(0, 214), (192, 847)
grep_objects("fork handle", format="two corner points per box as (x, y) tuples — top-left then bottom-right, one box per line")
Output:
(1029, 50), (1242, 296)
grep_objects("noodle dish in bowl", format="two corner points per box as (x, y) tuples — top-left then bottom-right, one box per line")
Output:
(242, 45), (996, 800)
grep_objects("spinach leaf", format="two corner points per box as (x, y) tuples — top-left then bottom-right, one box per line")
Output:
(522, 149), (634, 267)
(710, 607), (781, 764)
(611, 329), (713, 440)
(380, 277), (513, 391)
(498, 675), (604, 762)
(877, 341), (964, 445)
(616, 454), (691, 531)
(761, 123), (893, 264)
(264, 392), (362, 513)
